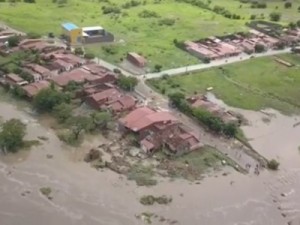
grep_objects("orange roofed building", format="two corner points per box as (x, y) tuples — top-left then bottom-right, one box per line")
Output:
(22, 80), (50, 99)
(85, 88), (136, 114)
(119, 107), (201, 154)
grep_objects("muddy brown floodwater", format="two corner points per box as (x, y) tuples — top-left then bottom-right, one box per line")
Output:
(1, 100), (300, 225)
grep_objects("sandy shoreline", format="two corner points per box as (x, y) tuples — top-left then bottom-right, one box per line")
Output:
(0, 100), (300, 225)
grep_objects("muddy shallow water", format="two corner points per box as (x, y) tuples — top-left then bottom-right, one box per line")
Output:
(0, 100), (300, 225)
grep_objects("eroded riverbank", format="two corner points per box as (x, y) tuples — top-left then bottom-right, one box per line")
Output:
(0, 100), (300, 225)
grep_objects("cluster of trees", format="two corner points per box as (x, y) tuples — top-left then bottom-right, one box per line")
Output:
(175, 0), (210, 11)
(33, 86), (71, 112)
(213, 6), (241, 19)
(116, 74), (138, 91)
(168, 92), (238, 137)
(33, 88), (111, 141)
(174, 0), (240, 20)
(250, 2), (267, 9)
(0, 119), (26, 153)
(138, 10), (159, 18)
(63, 111), (111, 140)
(288, 20), (300, 29)
(122, 0), (141, 9)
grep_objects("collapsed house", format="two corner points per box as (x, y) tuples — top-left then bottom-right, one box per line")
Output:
(119, 107), (202, 155)
(187, 95), (239, 125)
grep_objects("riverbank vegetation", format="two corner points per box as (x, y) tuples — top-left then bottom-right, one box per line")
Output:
(140, 195), (172, 205)
(267, 159), (280, 170)
(168, 92), (238, 137)
(148, 54), (300, 115)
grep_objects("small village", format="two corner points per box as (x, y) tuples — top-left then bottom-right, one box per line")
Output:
(1, 0), (300, 224)
(1, 20), (297, 169)
(183, 21), (300, 62)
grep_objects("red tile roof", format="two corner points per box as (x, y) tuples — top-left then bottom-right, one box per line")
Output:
(108, 95), (136, 112)
(82, 64), (110, 75)
(53, 59), (73, 69)
(22, 81), (50, 98)
(127, 52), (147, 66)
(119, 107), (178, 132)
(25, 64), (50, 75)
(6, 73), (24, 83)
(89, 88), (120, 102)
(51, 68), (94, 87)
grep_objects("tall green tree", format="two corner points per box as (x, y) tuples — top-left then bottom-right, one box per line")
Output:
(67, 116), (94, 140)
(33, 88), (70, 112)
(90, 111), (111, 129)
(53, 103), (73, 123)
(0, 119), (26, 153)
(117, 75), (138, 91)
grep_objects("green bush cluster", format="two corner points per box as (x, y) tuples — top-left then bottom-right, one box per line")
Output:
(168, 92), (238, 137)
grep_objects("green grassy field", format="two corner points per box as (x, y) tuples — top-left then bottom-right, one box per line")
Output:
(0, 0), (298, 69)
(148, 53), (300, 115)
(0, 0), (245, 69)
(211, 0), (300, 23)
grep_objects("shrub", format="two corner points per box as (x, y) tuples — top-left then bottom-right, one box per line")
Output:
(267, 159), (279, 170)
(127, 164), (157, 186)
(122, 0), (141, 9)
(254, 43), (265, 53)
(138, 9), (159, 18)
(84, 52), (95, 59)
(74, 47), (84, 55)
(102, 45), (118, 55)
(250, 14), (256, 20)
(140, 195), (172, 205)
(7, 36), (20, 47)
(116, 75), (138, 91)
(27, 32), (40, 39)
(158, 18), (175, 26)
(284, 2), (292, 8)
(154, 64), (162, 72)
(269, 12), (281, 21)
(102, 6), (121, 14)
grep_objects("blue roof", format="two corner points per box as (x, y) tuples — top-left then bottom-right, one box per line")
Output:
(62, 22), (79, 31)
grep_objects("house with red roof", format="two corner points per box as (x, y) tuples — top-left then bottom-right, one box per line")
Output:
(18, 39), (64, 53)
(85, 88), (136, 113)
(187, 95), (239, 124)
(4, 73), (28, 87)
(119, 107), (201, 154)
(126, 52), (147, 68)
(22, 80), (50, 99)
(24, 63), (53, 81)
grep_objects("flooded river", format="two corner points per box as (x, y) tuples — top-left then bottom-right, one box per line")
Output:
(1, 100), (300, 225)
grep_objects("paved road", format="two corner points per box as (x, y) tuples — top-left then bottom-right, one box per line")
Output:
(145, 48), (292, 79)
(95, 48), (291, 80)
